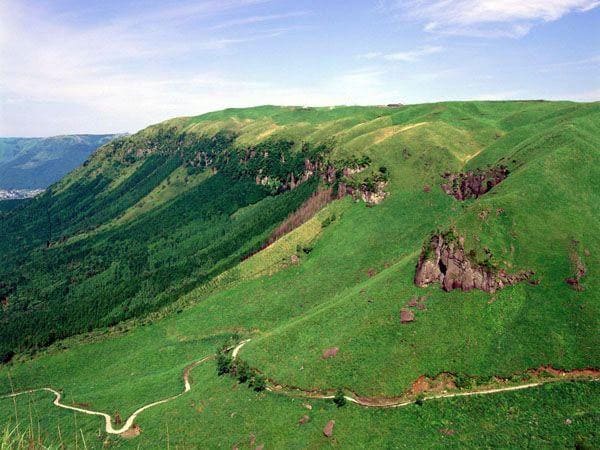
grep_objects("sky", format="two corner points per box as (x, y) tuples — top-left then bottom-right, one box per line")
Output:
(0, 0), (598, 136)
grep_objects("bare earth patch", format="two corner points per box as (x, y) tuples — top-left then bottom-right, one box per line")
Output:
(120, 424), (141, 438)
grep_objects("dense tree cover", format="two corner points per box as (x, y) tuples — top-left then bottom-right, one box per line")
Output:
(0, 199), (29, 214)
(0, 135), (324, 359)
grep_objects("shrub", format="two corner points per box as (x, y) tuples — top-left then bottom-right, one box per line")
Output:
(454, 374), (472, 389)
(321, 213), (336, 228)
(216, 351), (232, 376)
(333, 388), (347, 407)
(0, 350), (15, 364)
(415, 393), (425, 406)
(236, 360), (250, 383)
(249, 371), (267, 392)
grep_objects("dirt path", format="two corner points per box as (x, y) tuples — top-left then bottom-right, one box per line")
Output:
(235, 340), (598, 408)
(296, 381), (546, 408)
(0, 342), (252, 436)
(2, 338), (597, 436)
(1, 355), (213, 435)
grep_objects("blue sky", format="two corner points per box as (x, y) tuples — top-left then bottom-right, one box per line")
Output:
(0, 0), (598, 136)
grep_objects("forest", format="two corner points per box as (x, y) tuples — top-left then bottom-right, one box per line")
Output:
(0, 134), (328, 360)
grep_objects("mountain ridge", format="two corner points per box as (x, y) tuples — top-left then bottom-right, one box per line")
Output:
(0, 100), (598, 448)
(0, 134), (122, 190)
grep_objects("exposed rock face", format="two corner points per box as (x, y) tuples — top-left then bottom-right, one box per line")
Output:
(358, 182), (388, 205)
(339, 180), (388, 205)
(414, 231), (533, 293)
(441, 166), (509, 200)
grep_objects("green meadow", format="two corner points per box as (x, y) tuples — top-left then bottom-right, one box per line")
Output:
(1, 101), (598, 447)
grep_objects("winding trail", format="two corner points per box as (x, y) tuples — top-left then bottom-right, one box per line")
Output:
(1, 355), (212, 435)
(1, 338), (598, 435)
(292, 381), (548, 408)
(237, 339), (597, 408)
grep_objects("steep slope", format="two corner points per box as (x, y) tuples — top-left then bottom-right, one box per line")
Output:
(0, 101), (598, 447)
(0, 134), (119, 190)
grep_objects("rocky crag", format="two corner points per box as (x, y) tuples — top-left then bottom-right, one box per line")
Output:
(414, 231), (533, 293)
(441, 166), (509, 200)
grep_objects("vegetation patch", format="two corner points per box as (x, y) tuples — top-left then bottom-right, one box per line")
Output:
(216, 344), (267, 393)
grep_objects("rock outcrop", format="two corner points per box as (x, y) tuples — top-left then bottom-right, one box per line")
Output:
(298, 415), (310, 425)
(400, 309), (415, 323)
(441, 166), (509, 200)
(322, 347), (339, 359)
(338, 180), (388, 205)
(414, 231), (533, 293)
(323, 420), (335, 437)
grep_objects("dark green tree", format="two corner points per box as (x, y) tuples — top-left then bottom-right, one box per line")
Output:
(333, 388), (347, 407)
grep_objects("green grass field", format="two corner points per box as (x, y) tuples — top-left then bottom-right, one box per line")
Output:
(0, 101), (598, 448)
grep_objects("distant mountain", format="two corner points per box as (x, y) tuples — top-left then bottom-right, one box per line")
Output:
(0, 134), (121, 190)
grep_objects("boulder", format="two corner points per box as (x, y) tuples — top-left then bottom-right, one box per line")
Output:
(400, 309), (415, 323)
(323, 420), (335, 437)
(298, 415), (310, 425)
(322, 347), (339, 359)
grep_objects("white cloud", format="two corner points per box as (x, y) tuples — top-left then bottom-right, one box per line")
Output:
(540, 54), (600, 70)
(358, 52), (383, 60)
(0, 0), (310, 135)
(386, 0), (600, 37)
(358, 46), (443, 62)
(209, 11), (309, 29)
(383, 45), (443, 61)
(337, 68), (385, 87)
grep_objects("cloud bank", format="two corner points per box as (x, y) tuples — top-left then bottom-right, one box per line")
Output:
(388, 0), (600, 37)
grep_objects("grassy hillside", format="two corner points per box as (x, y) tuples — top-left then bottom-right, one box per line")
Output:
(0, 101), (598, 448)
(0, 134), (119, 190)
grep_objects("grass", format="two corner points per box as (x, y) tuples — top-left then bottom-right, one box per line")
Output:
(2, 368), (598, 448)
(0, 100), (598, 447)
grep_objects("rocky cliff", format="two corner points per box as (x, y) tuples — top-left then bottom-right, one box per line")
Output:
(414, 231), (533, 293)
(441, 166), (509, 200)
